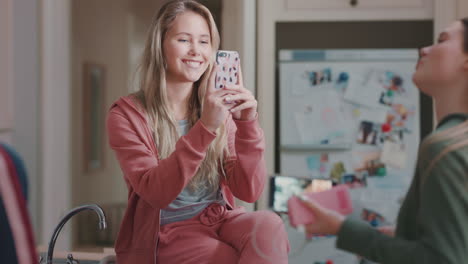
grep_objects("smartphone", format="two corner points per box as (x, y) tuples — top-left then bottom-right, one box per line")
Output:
(215, 50), (240, 89)
(269, 175), (334, 213)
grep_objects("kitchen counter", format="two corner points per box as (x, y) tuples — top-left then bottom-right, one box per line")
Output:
(37, 246), (116, 263)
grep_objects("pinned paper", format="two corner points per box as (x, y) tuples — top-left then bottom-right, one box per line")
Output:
(291, 73), (310, 96)
(344, 71), (385, 109)
(359, 107), (388, 124)
(294, 92), (351, 145)
(380, 140), (407, 169)
(294, 110), (318, 143)
(356, 121), (379, 146)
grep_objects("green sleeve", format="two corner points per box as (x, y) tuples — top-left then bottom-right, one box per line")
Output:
(336, 151), (468, 264)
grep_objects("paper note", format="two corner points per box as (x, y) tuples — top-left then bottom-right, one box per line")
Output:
(380, 140), (407, 169)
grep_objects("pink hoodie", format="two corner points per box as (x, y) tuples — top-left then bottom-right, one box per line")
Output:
(106, 96), (266, 264)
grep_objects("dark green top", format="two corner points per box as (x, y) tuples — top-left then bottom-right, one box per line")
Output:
(337, 114), (468, 264)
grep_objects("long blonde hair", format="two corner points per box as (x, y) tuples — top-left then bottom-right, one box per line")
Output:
(134, 0), (228, 191)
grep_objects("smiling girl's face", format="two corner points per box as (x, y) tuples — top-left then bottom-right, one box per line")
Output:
(163, 11), (212, 84)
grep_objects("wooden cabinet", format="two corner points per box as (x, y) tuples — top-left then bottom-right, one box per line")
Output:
(269, 0), (433, 21)
(286, 0), (427, 9)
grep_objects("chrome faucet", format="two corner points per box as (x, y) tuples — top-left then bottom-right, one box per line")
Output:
(44, 204), (107, 264)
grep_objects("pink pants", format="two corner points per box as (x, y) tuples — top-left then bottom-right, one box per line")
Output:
(157, 203), (290, 264)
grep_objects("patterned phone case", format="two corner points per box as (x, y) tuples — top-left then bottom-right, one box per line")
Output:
(215, 50), (240, 89)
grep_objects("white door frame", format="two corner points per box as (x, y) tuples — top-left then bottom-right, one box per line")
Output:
(40, 0), (73, 249)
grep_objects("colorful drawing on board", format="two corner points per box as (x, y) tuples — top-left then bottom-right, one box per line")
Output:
(319, 154), (330, 178)
(334, 71), (350, 93)
(341, 171), (367, 189)
(356, 121), (380, 146)
(352, 151), (387, 177)
(303, 68), (332, 87)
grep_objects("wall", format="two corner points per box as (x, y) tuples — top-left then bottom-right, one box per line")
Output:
(72, 0), (131, 212)
(0, 0), (13, 143)
(13, 0), (41, 242)
(220, 0), (257, 210)
(41, 0), (72, 250)
(434, 0), (468, 36)
(71, 0), (168, 248)
(460, 1), (468, 18)
(127, 0), (164, 92)
(221, 0), (256, 95)
(1, 0), (67, 249)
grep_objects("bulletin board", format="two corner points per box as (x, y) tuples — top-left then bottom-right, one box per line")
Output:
(278, 49), (421, 264)
(279, 48), (420, 208)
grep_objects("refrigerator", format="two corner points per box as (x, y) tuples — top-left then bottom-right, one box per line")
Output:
(277, 49), (420, 264)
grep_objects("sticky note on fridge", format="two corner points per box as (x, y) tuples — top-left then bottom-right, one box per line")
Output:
(380, 140), (407, 169)
(287, 185), (353, 228)
(359, 107), (388, 124)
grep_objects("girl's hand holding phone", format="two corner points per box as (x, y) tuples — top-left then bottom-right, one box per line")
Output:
(201, 64), (241, 132)
(223, 66), (258, 121)
(214, 51), (257, 121)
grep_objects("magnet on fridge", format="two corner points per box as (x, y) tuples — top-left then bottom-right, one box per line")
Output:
(381, 123), (392, 133)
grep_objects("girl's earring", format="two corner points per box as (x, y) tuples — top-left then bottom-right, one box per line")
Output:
(164, 61), (168, 69)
